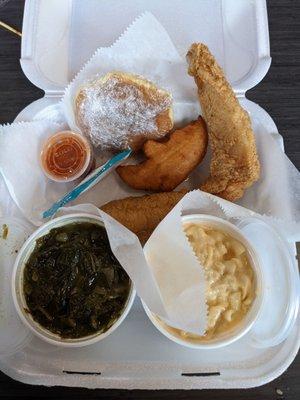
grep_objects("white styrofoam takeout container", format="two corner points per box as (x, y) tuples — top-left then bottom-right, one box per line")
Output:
(143, 214), (264, 350)
(12, 213), (136, 347)
(0, 0), (299, 390)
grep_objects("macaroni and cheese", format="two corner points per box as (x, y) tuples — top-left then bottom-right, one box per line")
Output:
(161, 223), (256, 342)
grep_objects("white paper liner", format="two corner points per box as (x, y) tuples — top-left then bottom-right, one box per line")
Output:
(0, 119), (70, 225)
(143, 195), (207, 334)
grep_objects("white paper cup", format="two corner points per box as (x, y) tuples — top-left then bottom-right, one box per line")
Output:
(12, 214), (135, 347)
(142, 214), (263, 349)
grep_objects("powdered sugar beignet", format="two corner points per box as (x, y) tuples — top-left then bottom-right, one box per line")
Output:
(75, 71), (173, 151)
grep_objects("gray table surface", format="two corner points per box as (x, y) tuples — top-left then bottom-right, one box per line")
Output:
(0, 0), (299, 399)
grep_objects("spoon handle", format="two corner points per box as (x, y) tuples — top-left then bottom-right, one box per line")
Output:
(42, 149), (132, 219)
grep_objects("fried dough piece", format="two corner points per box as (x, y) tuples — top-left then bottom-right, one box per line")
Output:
(75, 71), (173, 151)
(187, 43), (260, 201)
(101, 191), (186, 244)
(116, 118), (208, 191)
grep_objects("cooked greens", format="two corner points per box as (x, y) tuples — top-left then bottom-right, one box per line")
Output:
(23, 222), (130, 338)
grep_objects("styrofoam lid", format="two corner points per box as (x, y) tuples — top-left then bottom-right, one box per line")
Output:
(0, 218), (33, 357)
(21, 0), (271, 94)
(236, 218), (299, 348)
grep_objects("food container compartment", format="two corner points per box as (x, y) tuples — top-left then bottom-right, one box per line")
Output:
(12, 213), (136, 347)
(143, 214), (263, 349)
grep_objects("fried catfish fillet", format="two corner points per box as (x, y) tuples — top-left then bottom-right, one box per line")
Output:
(101, 191), (187, 244)
(116, 118), (208, 192)
(187, 43), (260, 201)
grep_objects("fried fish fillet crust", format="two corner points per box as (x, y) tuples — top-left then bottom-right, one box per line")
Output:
(187, 43), (260, 201)
(116, 118), (208, 191)
(101, 191), (186, 244)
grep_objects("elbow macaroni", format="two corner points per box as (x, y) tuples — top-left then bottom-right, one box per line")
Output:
(161, 223), (256, 342)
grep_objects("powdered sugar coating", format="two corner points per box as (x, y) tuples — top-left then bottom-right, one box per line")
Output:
(75, 73), (173, 151)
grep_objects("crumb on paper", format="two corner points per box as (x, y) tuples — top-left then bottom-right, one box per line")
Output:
(2, 224), (8, 239)
(276, 388), (283, 396)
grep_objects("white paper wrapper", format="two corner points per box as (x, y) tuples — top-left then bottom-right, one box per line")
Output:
(0, 119), (71, 225)
(68, 0), (225, 79)
(142, 197), (207, 334)
(238, 125), (300, 240)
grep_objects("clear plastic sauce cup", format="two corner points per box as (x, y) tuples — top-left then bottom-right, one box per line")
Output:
(40, 131), (94, 182)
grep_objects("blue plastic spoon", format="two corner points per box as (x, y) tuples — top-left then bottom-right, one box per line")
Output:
(42, 148), (132, 219)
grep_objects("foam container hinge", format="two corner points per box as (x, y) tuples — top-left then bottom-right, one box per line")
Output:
(0, 0), (299, 390)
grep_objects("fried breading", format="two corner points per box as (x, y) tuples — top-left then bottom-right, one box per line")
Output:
(101, 191), (187, 244)
(187, 43), (260, 201)
(116, 118), (208, 191)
